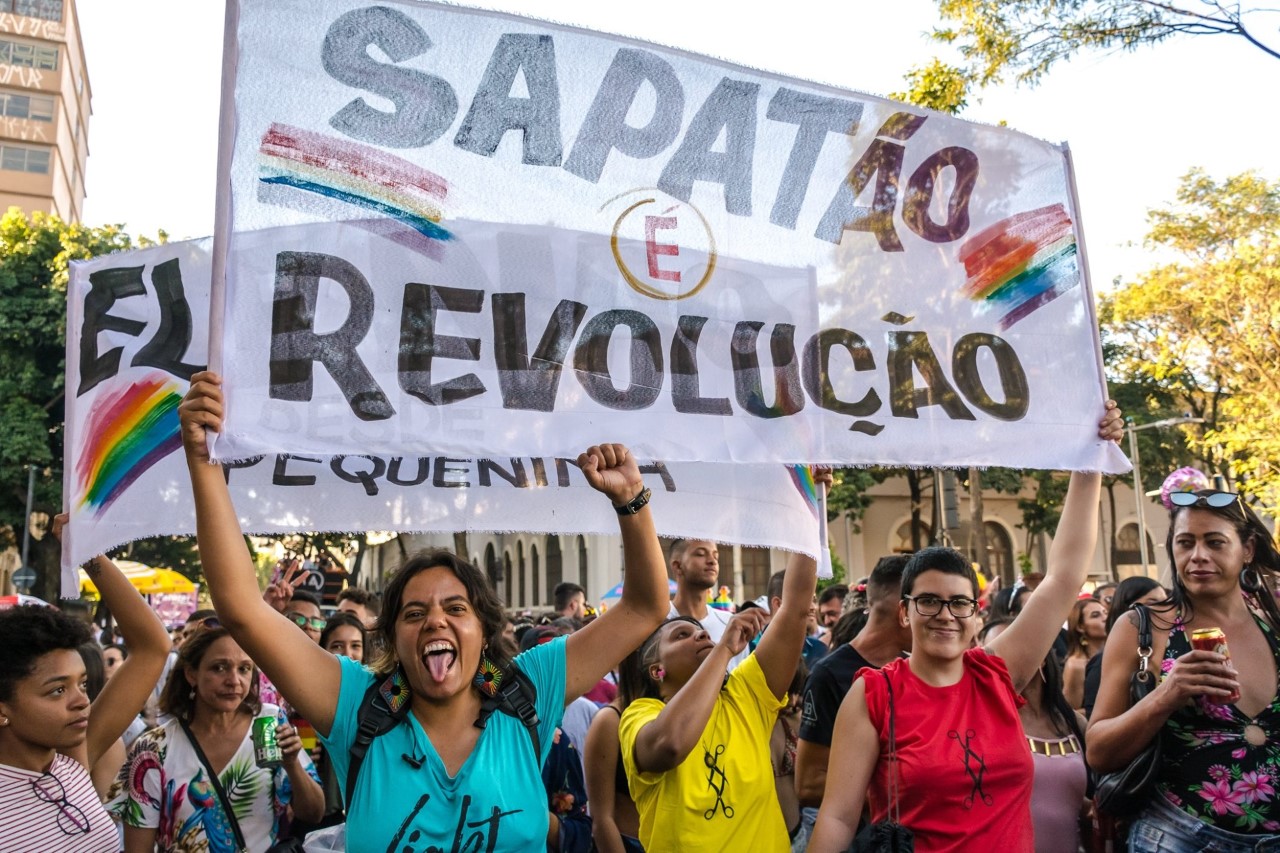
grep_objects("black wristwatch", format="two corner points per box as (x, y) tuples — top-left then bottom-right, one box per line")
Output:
(614, 487), (652, 515)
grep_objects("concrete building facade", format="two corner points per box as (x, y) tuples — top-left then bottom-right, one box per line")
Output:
(0, 0), (89, 221)
(360, 475), (1175, 610)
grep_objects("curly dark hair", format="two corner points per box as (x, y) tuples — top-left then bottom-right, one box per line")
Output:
(1166, 490), (1280, 629)
(0, 606), (93, 701)
(369, 550), (512, 683)
(159, 627), (261, 721)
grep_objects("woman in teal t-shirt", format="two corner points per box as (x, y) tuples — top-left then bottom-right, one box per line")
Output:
(177, 372), (672, 852)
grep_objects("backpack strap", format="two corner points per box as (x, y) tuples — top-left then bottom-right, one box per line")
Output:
(344, 662), (543, 813)
(345, 668), (411, 813)
(474, 662), (542, 760)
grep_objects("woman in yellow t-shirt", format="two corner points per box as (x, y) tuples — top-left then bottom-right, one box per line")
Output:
(619, 542), (820, 853)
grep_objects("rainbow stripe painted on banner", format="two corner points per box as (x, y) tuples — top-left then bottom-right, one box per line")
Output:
(76, 375), (184, 516)
(958, 204), (1080, 330)
(786, 465), (821, 522)
(258, 123), (452, 242)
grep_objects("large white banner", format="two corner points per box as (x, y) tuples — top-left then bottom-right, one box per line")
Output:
(62, 241), (824, 591)
(211, 0), (1127, 473)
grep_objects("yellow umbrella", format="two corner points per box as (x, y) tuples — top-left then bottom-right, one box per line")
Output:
(80, 560), (196, 598)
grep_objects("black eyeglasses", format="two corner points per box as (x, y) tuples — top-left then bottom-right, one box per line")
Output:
(31, 772), (91, 836)
(287, 613), (327, 632)
(903, 594), (978, 619)
(1169, 490), (1241, 511)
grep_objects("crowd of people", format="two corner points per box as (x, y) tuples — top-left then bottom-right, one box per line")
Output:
(4, 384), (1280, 852)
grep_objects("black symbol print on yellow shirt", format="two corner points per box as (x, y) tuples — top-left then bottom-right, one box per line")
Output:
(949, 728), (993, 808)
(703, 743), (734, 819)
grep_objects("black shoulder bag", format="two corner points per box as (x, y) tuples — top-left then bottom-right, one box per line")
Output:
(179, 717), (303, 853)
(1094, 604), (1162, 817)
(852, 670), (914, 852)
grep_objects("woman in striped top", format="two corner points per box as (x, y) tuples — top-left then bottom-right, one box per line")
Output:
(0, 531), (170, 853)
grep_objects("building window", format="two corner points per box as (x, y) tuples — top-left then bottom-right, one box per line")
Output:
(0, 90), (54, 122)
(0, 143), (50, 174)
(576, 536), (588, 599)
(9, 0), (62, 22)
(544, 536), (562, 603)
(0, 38), (57, 70)
(739, 547), (771, 601)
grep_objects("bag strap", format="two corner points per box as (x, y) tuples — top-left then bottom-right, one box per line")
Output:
(345, 662), (542, 814)
(346, 669), (412, 813)
(474, 663), (542, 759)
(879, 669), (901, 825)
(1132, 604), (1156, 689)
(178, 718), (249, 853)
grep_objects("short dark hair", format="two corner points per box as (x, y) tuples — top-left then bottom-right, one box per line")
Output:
(287, 589), (322, 611)
(0, 606), (92, 702)
(766, 570), (786, 605)
(319, 612), (367, 650)
(337, 587), (380, 616)
(160, 627), (261, 720)
(370, 550), (511, 680)
(553, 582), (585, 612)
(186, 609), (216, 626)
(867, 555), (911, 604)
(77, 642), (106, 702)
(1091, 582), (1117, 600)
(818, 585), (849, 606)
(900, 547), (979, 598)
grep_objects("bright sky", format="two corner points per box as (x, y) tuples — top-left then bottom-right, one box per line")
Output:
(76, 0), (1275, 290)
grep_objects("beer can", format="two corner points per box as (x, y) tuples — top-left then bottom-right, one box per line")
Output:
(1190, 627), (1242, 703)
(252, 714), (283, 769)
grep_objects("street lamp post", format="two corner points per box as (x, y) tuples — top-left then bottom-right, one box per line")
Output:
(1125, 415), (1206, 575)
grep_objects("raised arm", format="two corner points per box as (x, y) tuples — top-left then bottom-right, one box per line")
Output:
(755, 551), (818, 699)
(807, 677), (880, 853)
(755, 468), (827, 697)
(987, 470), (1100, 690)
(179, 372), (341, 736)
(583, 709), (626, 853)
(564, 444), (670, 705)
(987, 403), (1121, 690)
(79, 552), (171, 767)
(632, 609), (766, 773)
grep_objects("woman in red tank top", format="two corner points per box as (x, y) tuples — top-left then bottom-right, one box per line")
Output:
(808, 403), (1123, 853)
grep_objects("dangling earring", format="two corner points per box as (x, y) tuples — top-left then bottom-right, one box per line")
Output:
(188, 688), (196, 700)
(1243, 566), (1262, 590)
(1080, 637), (1089, 651)
(474, 645), (503, 697)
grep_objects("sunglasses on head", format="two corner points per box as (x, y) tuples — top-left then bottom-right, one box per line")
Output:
(1169, 490), (1240, 510)
(287, 613), (327, 632)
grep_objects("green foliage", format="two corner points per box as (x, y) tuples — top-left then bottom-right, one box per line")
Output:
(1105, 170), (1280, 512)
(890, 58), (971, 115)
(1017, 470), (1070, 542)
(826, 467), (881, 529)
(932, 0), (1277, 91)
(110, 536), (203, 584)
(0, 208), (153, 598)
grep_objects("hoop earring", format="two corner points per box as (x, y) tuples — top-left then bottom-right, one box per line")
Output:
(473, 645), (503, 697)
(1242, 566), (1262, 591)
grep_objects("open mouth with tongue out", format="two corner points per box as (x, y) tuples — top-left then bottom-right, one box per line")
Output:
(423, 640), (458, 683)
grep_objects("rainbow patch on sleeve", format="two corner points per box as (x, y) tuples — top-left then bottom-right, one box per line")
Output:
(958, 204), (1080, 330)
(786, 464), (822, 523)
(257, 123), (453, 244)
(76, 374), (184, 516)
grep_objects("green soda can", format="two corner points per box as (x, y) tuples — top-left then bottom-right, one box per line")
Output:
(252, 713), (283, 769)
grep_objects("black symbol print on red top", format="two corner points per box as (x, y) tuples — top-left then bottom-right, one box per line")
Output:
(949, 729), (993, 808)
(702, 744), (734, 819)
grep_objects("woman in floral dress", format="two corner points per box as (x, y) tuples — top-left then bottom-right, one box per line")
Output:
(114, 627), (324, 852)
(1090, 488), (1280, 850)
